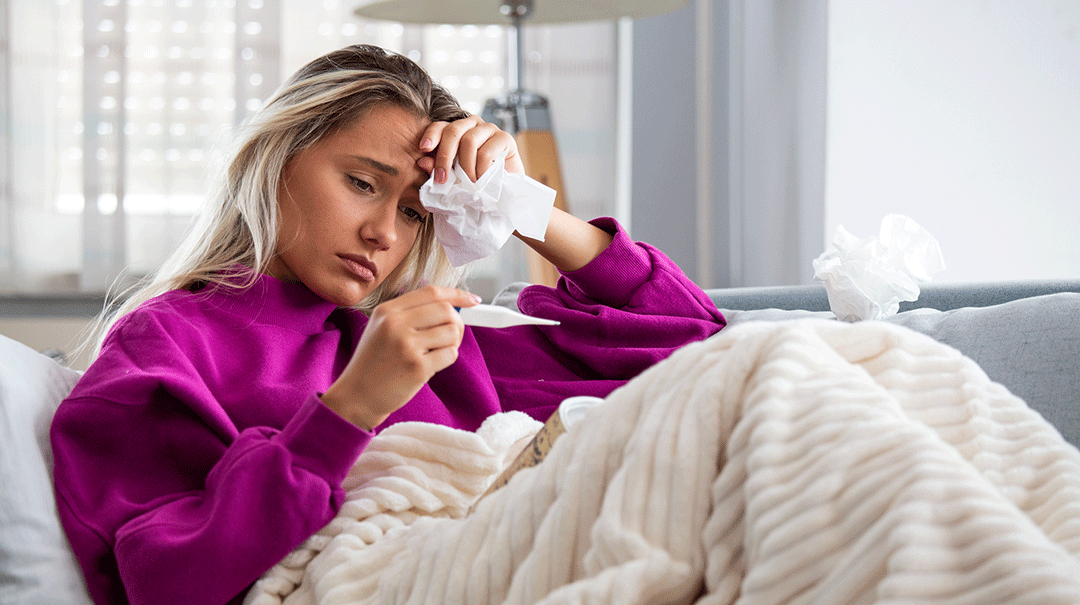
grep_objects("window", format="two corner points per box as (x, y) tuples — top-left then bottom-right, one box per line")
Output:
(0, 0), (616, 297)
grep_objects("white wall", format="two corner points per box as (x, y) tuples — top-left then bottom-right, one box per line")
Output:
(827, 0), (1080, 281)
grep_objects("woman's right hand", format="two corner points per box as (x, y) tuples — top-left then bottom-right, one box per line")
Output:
(319, 285), (481, 431)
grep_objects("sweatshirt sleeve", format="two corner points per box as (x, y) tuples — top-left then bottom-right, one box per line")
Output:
(515, 217), (726, 379)
(50, 316), (371, 605)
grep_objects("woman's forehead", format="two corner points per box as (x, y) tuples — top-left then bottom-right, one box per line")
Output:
(323, 105), (430, 165)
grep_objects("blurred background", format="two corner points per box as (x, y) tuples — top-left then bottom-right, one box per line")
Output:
(1, 0), (1078, 369)
(0, 0), (621, 298)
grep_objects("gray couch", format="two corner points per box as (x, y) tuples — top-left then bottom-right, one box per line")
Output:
(705, 280), (1080, 449)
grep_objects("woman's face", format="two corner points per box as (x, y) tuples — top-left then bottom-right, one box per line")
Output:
(269, 104), (432, 307)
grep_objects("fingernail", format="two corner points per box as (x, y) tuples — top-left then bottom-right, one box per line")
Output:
(435, 168), (446, 183)
(471, 294), (482, 304)
(420, 138), (434, 151)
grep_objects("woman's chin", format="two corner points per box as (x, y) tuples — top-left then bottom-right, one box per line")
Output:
(306, 279), (372, 308)
(328, 290), (369, 308)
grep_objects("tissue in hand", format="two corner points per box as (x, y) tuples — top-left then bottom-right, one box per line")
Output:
(812, 214), (945, 322)
(419, 151), (556, 267)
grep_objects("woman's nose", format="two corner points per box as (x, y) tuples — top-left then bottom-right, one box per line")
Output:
(360, 201), (398, 249)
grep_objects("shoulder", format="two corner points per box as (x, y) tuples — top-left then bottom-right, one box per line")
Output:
(67, 290), (215, 406)
(107, 288), (216, 346)
(91, 286), (239, 383)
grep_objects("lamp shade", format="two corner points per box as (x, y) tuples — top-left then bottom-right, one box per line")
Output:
(353, 0), (691, 25)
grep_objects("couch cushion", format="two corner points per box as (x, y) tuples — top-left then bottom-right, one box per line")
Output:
(720, 293), (1080, 448)
(885, 293), (1080, 447)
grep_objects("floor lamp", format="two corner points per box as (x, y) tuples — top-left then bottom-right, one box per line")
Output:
(352, 0), (689, 286)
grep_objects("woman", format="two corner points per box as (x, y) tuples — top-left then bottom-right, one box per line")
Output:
(50, 44), (726, 604)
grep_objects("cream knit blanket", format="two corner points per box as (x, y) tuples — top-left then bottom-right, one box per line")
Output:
(246, 319), (1080, 605)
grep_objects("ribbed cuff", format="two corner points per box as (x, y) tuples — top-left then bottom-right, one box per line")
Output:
(559, 217), (653, 308)
(276, 393), (373, 485)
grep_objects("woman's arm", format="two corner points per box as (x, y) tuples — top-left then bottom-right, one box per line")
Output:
(515, 207), (614, 273)
(51, 318), (371, 605)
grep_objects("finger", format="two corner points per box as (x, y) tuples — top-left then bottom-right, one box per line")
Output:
(416, 155), (435, 174)
(377, 289), (477, 333)
(419, 122), (443, 154)
(422, 123), (522, 180)
(417, 121), (452, 180)
(431, 117), (485, 182)
(474, 130), (518, 179)
(417, 119), (469, 177)
(384, 321), (461, 379)
(424, 341), (460, 374)
(499, 137), (525, 175)
(452, 122), (503, 182)
(398, 300), (461, 332)
(405, 285), (482, 309)
(414, 321), (465, 354)
(386, 285), (475, 310)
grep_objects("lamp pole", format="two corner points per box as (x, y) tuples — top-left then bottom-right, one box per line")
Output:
(502, 0), (529, 94)
(483, 0), (551, 137)
(482, 0), (566, 287)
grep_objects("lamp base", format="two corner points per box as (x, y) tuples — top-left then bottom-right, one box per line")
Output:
(481, 90), (551, 132)
(482, 91), (568, 288)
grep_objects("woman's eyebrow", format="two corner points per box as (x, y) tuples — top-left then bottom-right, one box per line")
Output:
(352, 156), (399, 176)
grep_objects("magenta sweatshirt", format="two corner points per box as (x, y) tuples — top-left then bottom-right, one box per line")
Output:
(50, 219), (726, 605)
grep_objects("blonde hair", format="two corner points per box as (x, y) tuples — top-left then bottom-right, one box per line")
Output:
(86, 45), (470, 357)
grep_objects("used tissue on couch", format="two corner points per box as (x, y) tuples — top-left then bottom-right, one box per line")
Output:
(419, 150), (556, 267)
(812, 214), (946, 322)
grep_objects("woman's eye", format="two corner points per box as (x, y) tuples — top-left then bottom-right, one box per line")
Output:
(400, 206), (425, 223)
(348, 176), (374, 193)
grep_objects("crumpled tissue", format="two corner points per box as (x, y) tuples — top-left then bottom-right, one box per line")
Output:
(812, 214), (945, 322)
(419, 151), (556, 267)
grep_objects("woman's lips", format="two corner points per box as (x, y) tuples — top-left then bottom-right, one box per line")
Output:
(339, 254), (377, 282)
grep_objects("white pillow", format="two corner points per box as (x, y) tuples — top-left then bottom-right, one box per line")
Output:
(0, 334), (92, 604)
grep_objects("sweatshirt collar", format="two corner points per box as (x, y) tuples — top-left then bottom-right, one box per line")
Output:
(205, 267), (344, 334)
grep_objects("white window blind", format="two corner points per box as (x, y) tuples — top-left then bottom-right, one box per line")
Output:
(0, 0), (616, 297)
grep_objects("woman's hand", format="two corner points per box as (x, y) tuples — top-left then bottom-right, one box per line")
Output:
(320, 285), (481, 431)
(415, 116), (524, 184)
(415, 115), (614, 273)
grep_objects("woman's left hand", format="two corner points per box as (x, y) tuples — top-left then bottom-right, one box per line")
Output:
(415, 115), (614, 272)
(415, 116), (524, 184)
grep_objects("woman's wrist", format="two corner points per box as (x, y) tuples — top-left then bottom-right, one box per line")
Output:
(318, 387), (386, 432)
(517, 208), (614, 273)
